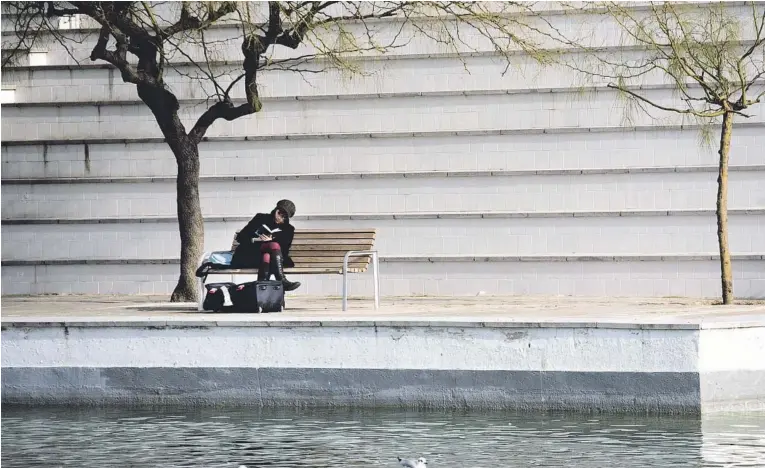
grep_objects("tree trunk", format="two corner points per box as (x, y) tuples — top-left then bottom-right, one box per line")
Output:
(137, 84), (204, 303)
(716, 111), (734, 305)
(170, 137), (204, 302)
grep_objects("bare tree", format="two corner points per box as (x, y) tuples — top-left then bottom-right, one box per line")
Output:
(560, 1), (765, 304)
(2, 1), (549, 301)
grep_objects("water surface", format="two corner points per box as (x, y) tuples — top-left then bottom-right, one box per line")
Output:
(2, 407), (765, 467)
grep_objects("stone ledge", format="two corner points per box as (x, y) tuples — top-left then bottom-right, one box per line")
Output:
(3, 50), (520, 73)
(2, 28), (752, 72)
(2, 295), (763, 328)
(0, 84), (705, 108)
(0, 317), (704, 330)
(384, 254), (765, 262)
(3, 121), (763, 147)
(3, 165), (763, 186)
(0, 319), (745, 330)
(2, 208), (763, 226)
(2, 253), (763, 268)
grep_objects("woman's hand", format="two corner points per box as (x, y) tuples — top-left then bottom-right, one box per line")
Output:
(258, 234), (273, 242)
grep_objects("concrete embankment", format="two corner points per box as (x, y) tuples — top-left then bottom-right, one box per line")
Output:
(2, 296), (764, 413)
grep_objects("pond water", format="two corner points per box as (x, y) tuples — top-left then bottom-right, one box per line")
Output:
(2, 407), (765, 467)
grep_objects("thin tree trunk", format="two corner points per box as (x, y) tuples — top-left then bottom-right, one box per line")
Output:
(170, 137), (204, 302)
(137, 83), (204, 303)
(716, 111), (734, 304)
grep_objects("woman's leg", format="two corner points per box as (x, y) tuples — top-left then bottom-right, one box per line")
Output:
(258, 243), (300, 291)
(258, 242), (280, 280)
(271, 251), (301, 291)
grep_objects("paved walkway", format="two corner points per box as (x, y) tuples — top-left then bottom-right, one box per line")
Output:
(2, 294), (764, 328)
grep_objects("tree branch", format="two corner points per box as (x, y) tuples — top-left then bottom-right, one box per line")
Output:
(263, 1), (286, 45)
(189, 6), (271, 144)
(188, 100), (255, 144)
(44, 2), (81, 18)
(224, 73), (246, 99)
(607, 83), (728, 118)
(738, 5), (765, 64)
(271, 1), (409, 49)
(752, 88), (765, 105)
(89, 24), (143, 84)
(163, 1), (238, 37)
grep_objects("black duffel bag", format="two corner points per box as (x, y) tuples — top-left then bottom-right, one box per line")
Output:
(202, 282), (237, 312)
(232, 280), (284, 313)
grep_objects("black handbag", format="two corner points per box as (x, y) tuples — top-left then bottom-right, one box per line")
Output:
(202, 282), (237, 312)
(232, 280), (284, 313)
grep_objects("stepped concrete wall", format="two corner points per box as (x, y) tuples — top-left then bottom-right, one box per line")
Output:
(2, 5), (763, 298)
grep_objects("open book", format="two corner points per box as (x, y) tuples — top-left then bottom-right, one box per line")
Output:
(255, 224), (281, 237)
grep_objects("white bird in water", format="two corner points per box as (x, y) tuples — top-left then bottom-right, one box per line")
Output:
(398, 456), (427, 468)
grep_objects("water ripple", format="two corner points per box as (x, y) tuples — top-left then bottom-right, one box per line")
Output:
(2, 408), (765, 467)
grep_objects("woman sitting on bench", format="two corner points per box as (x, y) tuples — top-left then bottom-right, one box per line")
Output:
(230, 199), (301, 291)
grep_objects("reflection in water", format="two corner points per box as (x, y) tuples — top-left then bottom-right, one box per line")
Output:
(2, 407), (764, 467)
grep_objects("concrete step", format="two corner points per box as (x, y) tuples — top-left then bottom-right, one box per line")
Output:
(2, 213), (763, 261)
(4, 127), (762, 180)
(0, 8), (680, 67)
(5, 88), (765, 142)
(0, 55), (632, 105)
(2, 170), (763, 220)
(3, 4), (754, 73)
(3, 258), (763, 298)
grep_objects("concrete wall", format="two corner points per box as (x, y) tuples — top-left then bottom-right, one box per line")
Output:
(3, 128), (763, 179)
(2, 6), (764, 297)
(6, 89), (765, 141)
(3, 319), (763, 412)
(699, 327), (765, 412)
(3, 258), (765, 297)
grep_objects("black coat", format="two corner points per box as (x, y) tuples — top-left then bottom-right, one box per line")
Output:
(230, 212), (295, 269)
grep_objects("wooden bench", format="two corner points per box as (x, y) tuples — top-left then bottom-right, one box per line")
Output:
(198, 229), (380, 311)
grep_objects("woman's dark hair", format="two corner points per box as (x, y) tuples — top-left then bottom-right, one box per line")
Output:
(271, 207), (289, 224)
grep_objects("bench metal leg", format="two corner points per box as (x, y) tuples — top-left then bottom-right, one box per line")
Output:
(342, 250), (380, 311)
(373, 251), (380, 310)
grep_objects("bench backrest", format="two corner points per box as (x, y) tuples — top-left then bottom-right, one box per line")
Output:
(231, 229), (377, 274)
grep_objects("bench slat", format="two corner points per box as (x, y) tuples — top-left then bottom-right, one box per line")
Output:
(290, 243), (374, 251)
(230, 243), (375, 251)
(294, 229), (376, 234)
(292, 262), (366, 269)
(290, 254), (369, 263)
(292, 267), (367, 273)
(235, 229), (374, 236)
(293, 233), (376, 240)
(292, 238), (375, 245)
(293, 258), (369, 264)
(289, 268), (367, 274)
(289, 250), (370, 257)
(295, 260), (369, 268)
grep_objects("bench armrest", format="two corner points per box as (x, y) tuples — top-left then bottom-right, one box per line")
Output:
(342, 250), (380, 311)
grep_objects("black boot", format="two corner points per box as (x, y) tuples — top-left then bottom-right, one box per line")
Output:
(272, 252), (301, 291)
